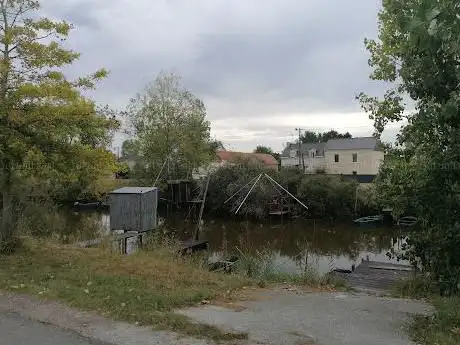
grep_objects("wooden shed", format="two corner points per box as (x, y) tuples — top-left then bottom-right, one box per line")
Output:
(108, 187), (158, 232)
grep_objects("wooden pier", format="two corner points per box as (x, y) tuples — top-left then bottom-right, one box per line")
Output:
(330, 259), (413, 293)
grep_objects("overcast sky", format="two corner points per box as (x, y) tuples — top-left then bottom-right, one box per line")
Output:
(41, 0), (401, 153)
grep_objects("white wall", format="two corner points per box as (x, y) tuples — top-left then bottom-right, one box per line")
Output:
(325, 149), (384, 175)
(281, 157), (300, 168)
(304, 157), (326, 173)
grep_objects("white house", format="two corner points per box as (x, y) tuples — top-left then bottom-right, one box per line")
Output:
(280, 142), (326, 173)
(280, 137), (384, 182)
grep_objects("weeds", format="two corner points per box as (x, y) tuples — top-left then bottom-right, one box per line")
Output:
(0, 239), (249, 341)
(393, 275), (460, 345)
(410, 297), (460, 345)
(233, 246), (345, 288)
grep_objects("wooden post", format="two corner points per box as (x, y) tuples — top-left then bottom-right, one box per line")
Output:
(194, 174), (211, 241)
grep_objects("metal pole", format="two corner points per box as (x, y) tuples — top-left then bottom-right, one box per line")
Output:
(263, 173), (309, 210)
(235, 174), (262, 215)
(153, 155), (169, 187)
(295, 128), (305, 172)
(224, 174), (260, 204)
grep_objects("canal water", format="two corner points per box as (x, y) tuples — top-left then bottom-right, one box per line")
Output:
(65, 210), (408, 275)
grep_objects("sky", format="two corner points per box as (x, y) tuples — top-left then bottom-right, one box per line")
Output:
(40, 0), (403, 153)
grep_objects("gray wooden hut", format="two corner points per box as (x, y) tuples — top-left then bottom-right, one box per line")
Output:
(108, 187), (159, 232)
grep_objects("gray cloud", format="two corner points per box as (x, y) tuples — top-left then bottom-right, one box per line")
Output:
(38, 0), (392, 150)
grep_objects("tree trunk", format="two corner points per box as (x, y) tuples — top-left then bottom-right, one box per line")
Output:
(0, 166), (18, 253)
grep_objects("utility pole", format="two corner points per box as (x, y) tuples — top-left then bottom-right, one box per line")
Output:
(295, 128), (305, 172)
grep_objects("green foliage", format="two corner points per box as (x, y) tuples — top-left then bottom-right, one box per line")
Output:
(121, 139), (138, 157)
(127, 72), (212, 183)
(301, 130), (352, 143)
(411, 297), (460, 345)
(253, 145), (273, 154)
(0, 0), (117, 251)
(297, 176), (358, 218)
(206, 159), (280, 218)
(206, 161), (373, 219)
(359, 0), (460, 292)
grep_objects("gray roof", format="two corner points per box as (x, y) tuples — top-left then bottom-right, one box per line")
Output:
(110, 187), (158, 194)
(325, 137), (379, 151)
(281, 142), (326, 156)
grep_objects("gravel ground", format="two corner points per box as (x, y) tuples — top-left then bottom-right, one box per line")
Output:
(179, 288), (432, 345)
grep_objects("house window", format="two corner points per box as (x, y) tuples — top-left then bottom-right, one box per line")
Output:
(334, 154), (339, 162)
(352, 153), (358, 162)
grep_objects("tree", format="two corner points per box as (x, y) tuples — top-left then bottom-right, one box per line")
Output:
(0, 0), (117, 252)
(121, 139), (138, 157)
(253, 146), (274, 155)
(300, 130), (352, 143)
(127, 72), (212, 181)
(358, 0), (460, 293)
(254, 146), (281, 163)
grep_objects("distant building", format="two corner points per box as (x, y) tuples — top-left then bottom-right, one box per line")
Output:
(280, 137), (384, 183)
(280, 142), (326, 173)
(216, 151), (279, 170)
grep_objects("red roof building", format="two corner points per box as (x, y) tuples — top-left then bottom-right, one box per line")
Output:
(216, 151), (279, 170)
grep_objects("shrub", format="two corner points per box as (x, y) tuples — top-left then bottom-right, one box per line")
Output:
(297, 175), (357, 218)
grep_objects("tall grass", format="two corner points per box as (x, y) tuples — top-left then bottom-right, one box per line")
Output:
(233, 246), (345, 288)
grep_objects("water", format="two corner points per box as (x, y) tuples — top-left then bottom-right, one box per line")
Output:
(63, 210), (408, 275)
(168, 217), (408, 275)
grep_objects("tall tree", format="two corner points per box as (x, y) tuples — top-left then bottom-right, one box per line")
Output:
(253, 146), (274, 155)
(127, 72), (212, 181)
(0, 0), (117, 252)
(300, 130), (352, 143)
(358, 0), (460, 292)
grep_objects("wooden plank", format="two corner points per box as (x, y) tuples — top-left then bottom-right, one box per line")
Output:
(368, 265), (412, 272)
(269, 211), (290, 216)
(179, 239), (209, 255)
(330, 260), (413, 292)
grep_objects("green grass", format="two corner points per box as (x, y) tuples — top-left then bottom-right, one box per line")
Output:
(0, 239), (250, 341)
(410, 297), (460, 345)
(233, 247), (346, 289)
(393, 275), (460, 345)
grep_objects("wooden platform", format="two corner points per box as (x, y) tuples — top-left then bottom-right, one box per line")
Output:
(178, 239), (209, 255)
(330, 260), (413, 293)
(269, 210), (290, 216)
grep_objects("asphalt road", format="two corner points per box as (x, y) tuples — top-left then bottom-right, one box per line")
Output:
(0, 312), (107, 345)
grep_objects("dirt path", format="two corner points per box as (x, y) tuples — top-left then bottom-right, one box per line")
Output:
(0, 292), (210, 345)
(179, 288), (432, 345)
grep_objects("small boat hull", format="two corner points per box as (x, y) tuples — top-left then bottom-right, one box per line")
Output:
(353, 215), (384, 227)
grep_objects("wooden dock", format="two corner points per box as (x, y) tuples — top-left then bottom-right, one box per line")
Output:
(330, 259), (413, 293)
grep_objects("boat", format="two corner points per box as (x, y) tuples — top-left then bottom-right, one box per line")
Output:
(73, 201), (109, 210)
(397, 216), (418, 227)
(353, 215), (384, 226)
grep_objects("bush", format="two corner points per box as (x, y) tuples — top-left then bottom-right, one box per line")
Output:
(206, 159), (281, 218)
(297, 175), (358, 218)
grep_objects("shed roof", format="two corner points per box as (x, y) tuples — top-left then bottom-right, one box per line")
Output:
(110, 187), (158, 194)
(325, 137), (379, 151)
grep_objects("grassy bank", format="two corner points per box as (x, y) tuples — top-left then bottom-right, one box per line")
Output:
(394, 277), (460, 345)
(0, 239), (250, 341)
(411, 297), (460, 345)
(0, 238), (343, 341)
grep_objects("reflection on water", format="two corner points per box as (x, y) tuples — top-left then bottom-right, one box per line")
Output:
(166, 217), (408, 275)
(63, 210), (408, 274)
